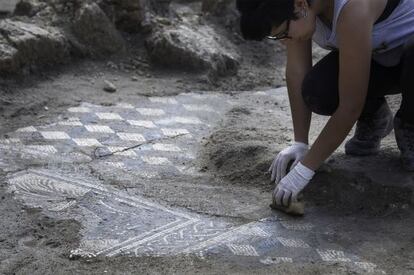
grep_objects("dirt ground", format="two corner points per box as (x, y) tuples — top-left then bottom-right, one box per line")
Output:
(0, 31), (413, 275)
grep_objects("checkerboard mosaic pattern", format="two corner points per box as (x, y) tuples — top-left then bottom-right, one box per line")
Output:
(1, 91), (386, 274)
(0, 93), (232, 178)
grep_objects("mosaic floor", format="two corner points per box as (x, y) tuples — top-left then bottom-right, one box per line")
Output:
(0, 90), (386, 274)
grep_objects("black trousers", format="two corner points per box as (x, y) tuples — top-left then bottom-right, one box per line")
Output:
(302, 36), (414, 124)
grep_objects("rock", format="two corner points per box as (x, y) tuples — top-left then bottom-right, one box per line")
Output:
(109, 0), (142, 32)
(14, 0), (46, 17)
(170, 2), (202, 24)
(0, 35), (20, 73)
(98, 0), (155, 33)
(106, 61), (118, 70)
(0, 0), (19, 14)
(103, 80), (117, 93)
(145, 23), (240, 76)
(70, 3), (125, 57)
(0, 19), (69, 73)
(131, 76), (138, 81)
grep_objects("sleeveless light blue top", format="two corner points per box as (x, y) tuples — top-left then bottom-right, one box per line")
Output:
(313, 0), (414, 66)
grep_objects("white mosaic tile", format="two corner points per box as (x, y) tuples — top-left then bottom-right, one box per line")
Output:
(189, 93), (219, 99)
(73, 138), (102, 147)
(16, 126), (37, 132)
(253, 91), (268, 96)
(161, 128), (191, 137)
(227, 244), (259, 257)
(41, 131), (71, 140)
(276, 237), (310, 248)
(260, 257), (293, 265)
(85, 125), (115, 134)
(182, 104), (218, 113)
(82, 103), (101, 108)
(68, 107), (91, 113)
(141, 156), (171, 165)
(116, 103), (134, 109)
(0, 138), (21, 144)
(118, 151), (137, 157)
(96, 113), (123, 120)
(25, 145), (58, 154)
(152, 144), (182, 152)
(183, 153), (196, 160)
(317, 249), (351, 262)
(136, 108), (166, 116)
(280, 221), (314, 231)
(117, 133), (146, 142)
(133, 170), (159, 179)
(59, 119), (83, 126)
(127, 120), (157, 128)
(175, 166), (204, 176)
(149, 97), (178, 104)
(107, 146), (126, 153)
(105, 162), (126, 169)
(239, 226), (271, 238)
(156, 116), (203, 125)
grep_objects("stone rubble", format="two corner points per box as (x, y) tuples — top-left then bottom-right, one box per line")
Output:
(103, 80), (117, 93)
(0, 0), (242, 76)
(70, 2), (125, 57)
(146, 23), (240, 76)
(0, 19), (69, 73)
(0, 0), (19, 15)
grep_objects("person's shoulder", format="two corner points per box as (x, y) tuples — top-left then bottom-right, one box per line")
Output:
(340, 0), (381, 23)
(337, 0), (378, 31)
(341, 0), (371, 18)
(336, 0), (377, 47)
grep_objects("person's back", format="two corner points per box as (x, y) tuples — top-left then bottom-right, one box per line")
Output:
(313, 0), (414, 66)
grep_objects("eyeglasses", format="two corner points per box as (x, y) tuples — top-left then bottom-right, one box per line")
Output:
(267, 20), (291, 41)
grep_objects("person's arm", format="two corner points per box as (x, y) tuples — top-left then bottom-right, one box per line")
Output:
(268, 39), (313, 184)
(301, 0), (375, 171)
(285, 39), (313, 145)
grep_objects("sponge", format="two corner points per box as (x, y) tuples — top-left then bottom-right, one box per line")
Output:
(269, 160), (305, 216)
(269, 195), (305, 216)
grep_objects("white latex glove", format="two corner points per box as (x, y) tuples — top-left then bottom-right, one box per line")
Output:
(272, 162), (315, 207)
(268, 142), (309, 184)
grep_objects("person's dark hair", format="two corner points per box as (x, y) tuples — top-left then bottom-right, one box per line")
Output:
(236, 0), (306, 41)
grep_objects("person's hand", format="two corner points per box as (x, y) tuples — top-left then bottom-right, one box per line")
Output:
(272, 162), (315, 207)
(268, 142), (309, 184)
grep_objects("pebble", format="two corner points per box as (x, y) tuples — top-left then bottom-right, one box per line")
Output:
(106, 61), (118, 70)
(103, 80), (117, 93)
